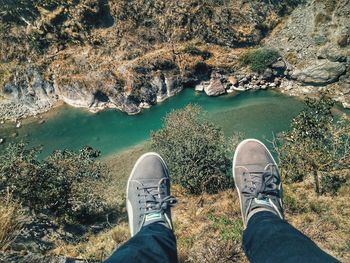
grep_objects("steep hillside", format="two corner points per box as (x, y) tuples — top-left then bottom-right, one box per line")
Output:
(264, 0), (350, 106)
(0, 0), (302, 120)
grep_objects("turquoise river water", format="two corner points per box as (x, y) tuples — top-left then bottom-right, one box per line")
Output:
(0, 89), (318, 158)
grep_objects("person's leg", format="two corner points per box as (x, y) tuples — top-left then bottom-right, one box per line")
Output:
(105, 223), (177, 263)
(233, 139), (340, 263)
(104, 152), (178, 263)
(243, 211), (339, 263)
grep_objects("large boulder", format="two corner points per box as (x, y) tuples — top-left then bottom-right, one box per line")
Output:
(292, 60), (346, 85)
(204, 78), (226, 96)
(57, 81), (95, 108)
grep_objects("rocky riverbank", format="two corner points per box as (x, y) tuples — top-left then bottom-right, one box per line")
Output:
(0, 58), (290, 122)
(0, 54), (348, 122)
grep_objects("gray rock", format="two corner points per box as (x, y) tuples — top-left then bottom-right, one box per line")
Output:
(140, 86), (157, 105)
(151, 72), (167, 102)
(292, 60), (346, 85)
(239, 77), (248, 83)
(165, 75), (182, 97)
(271, 60), (286, 70)
(204, 79), (226, 96)
(263, 68), (273, 80)
(317, 47), (348, 62)
(195, 85), (204, 92)
(233, 86), (246, 91)
(124, 95), (141, 115)
(58, 82), (95, 108)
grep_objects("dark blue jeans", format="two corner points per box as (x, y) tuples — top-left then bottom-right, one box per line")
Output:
(243, 212), (339, 263)
(104, 223), (178, 263)
(104, 212), (339, 263)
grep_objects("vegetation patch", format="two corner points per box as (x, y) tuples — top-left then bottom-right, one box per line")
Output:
(0, 143), (110, 224)
(208, 213), (243, 242)
(151, 105), (237, 194)
(0, 195), (25, 251)
(274, 95), (350, 195)
(183, 44), (211, 60)
(314, 13), (332, 27)
(0, 62), (13, 88)
(239, 47), (280, 73)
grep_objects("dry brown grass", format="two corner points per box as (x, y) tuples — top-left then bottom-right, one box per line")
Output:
(172, 186), (247, 262)
(52, 223), (129, 261)
(283, 180), (350, 262)
(0, 195), (25, 251)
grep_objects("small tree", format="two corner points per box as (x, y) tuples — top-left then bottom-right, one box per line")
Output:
(151, 105), (235, 194)
(0, 143), (108, 224)
(274, 95), (350, 195)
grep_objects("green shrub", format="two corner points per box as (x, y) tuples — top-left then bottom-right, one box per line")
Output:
(0, 143), (108, 224)
(321, 174), (346, 195)
(240, 48), (280, 73)
(151, 105), (235, 194)
(284, 192), (301, 214)
(314, 35), (328, 46)
(275, 95), (350, 195)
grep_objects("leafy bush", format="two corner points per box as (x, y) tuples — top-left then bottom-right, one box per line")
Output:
(240, 47), (280, 73)
(275, 95), (350, 195)
(321, 174), (346, 195)
(151, 105), (235, 194)
(0, 143), (108, 224)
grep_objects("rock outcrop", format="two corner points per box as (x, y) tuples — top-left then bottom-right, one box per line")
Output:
(292, 61), (346, 85)
(264, 0), (350, 107)
(0, 68), (58, 120)
(204, 78), (226, 96)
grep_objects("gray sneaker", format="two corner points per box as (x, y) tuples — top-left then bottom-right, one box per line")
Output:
(233, 139), (284, 229)
(126, 152), (177, 236)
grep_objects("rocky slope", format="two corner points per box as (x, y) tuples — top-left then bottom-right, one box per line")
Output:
(264, 0), (350, 107)
(0, 0), (302, 120)
(0, 0), (349, 121)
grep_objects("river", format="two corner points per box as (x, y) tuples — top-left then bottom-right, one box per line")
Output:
(0, 90), (308, 158)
